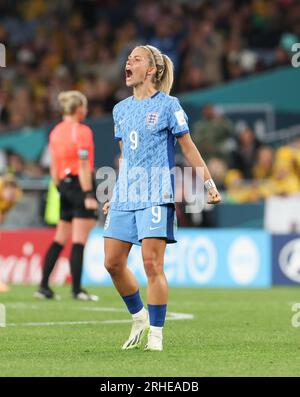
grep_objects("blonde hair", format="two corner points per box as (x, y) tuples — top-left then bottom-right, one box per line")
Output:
(139, 45), (174, 94)
(57, 90), (87, 115)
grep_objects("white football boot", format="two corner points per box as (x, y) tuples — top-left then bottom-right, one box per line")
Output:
(122, 308), (150, 350)
(144, 326), (163, 351)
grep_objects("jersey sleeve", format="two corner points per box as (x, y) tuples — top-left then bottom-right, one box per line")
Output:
(77, 126), (94, 160)
(168, 98), (190, 137)
(112, 105), (122, 141)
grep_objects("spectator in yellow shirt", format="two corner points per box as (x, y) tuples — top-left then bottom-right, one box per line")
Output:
(0, 175), (22, 293)
(271, 146), (300, 196)
(0, 175), (22, 223)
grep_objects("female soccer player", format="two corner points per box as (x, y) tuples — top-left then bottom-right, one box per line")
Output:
(103, 45), (221, 351)
(35, 91), (99, 301)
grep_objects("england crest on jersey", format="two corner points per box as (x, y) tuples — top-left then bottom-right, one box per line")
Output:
(146, 112), (159, 129)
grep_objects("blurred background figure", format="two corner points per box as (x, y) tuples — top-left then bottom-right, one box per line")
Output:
(0, 0), (297, 132)
(191, 104), (235, 161)
(35, 91), (99, 301)
(0, 174), (22, 292)
(230, 127), (261, 179)
(253, 146), (274, 181)
(270, 141), (300, 196)
(0, 174), (22, 224)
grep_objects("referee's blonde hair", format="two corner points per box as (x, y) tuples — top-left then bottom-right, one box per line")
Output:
(58, 91), (87, 115)
(139, 45), (174, 94)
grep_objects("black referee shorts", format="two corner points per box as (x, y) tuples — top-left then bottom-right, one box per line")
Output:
(58, 175), (98, 222)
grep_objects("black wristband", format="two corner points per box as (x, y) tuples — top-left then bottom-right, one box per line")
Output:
(83, 190), (95, 199)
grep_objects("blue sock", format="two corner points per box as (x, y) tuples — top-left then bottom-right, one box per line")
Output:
(148, 304), (167, 327)
(122, 290), (144, 315)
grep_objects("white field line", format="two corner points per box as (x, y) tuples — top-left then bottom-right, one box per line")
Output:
(7, 320), (132, 327)
(5, 303), (40, 309)
(2, 302), (194, 327)
(4, 303), (194, 314)
(80, 307), (125, 312)
(5, 303), (125, 312)
(5, 311), (194, 328)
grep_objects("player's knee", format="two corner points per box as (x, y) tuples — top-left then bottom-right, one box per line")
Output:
(143, 257), (163, 279)
(104, 256), (125, 277)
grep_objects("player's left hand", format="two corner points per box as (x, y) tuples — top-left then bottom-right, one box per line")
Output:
(207, 188), (221, 204)
(102, 201), (110, 215)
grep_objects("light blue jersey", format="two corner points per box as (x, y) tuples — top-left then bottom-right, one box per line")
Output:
(111, 91), (189, 211)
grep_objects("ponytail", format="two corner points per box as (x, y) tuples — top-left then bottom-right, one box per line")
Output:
(158, 53), (174, 95)
(139, 45), (174, 94)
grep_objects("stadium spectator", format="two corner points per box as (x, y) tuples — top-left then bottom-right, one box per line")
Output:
(224, 169), (260, 203)
(191, 104), (235, 161)
(6, 150), (27, 178)
(253, 146), (274, 180)
(230, 126), (261, 179)
(206, 157), (228, 191)
(225, 139), (300, 203)
(181, 19), (224, 89)
(270, 144), (300, 196)
(0, 174), (22, 224)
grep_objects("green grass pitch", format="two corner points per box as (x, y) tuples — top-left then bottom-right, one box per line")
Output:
(0, 286), (300, 377)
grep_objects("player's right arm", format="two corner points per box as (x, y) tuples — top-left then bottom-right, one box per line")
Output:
(168, 97), (221, 204)
(178, 133), (221, 204)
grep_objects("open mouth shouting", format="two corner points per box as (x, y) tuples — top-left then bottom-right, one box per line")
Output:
(125, 66), (133, 83)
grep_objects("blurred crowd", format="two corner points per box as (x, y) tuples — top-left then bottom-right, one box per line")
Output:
(0, 0), (298, 132)
(0, 0), (300, 219)
(175, 103), (300, 225)
(0, 146), (48, 178)
(189, 104), (300, 203)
